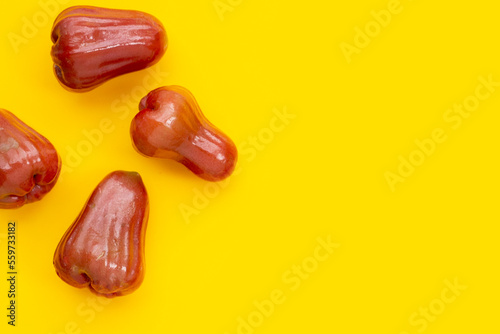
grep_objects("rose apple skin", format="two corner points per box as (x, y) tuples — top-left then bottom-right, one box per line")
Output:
(53, 171), (149, 298)
(51, 6), (167, 92)
(0, 109), (61, 209)
(130, 86), (238, 181)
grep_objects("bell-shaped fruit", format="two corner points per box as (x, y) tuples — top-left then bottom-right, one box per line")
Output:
(130, 86), (238, 181)
(53, 171), (149, 298)
(0, 109), (61, 209)
(51, 6), (168, 92)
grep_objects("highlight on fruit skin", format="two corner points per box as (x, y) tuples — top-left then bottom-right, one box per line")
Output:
(50, 5), (168, 92)
(130, 85), (238, 182)
(53, 170), (149, 298)
(0, 108), (61, 209)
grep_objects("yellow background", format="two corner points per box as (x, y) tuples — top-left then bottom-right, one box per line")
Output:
(1, 0), (499, 333)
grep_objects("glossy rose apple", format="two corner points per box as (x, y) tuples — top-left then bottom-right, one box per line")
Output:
(130, 86), (238, 181)
(53, 171), (149, 298)
(51, 6), (167, 92)
(0, 109), (61, 209)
